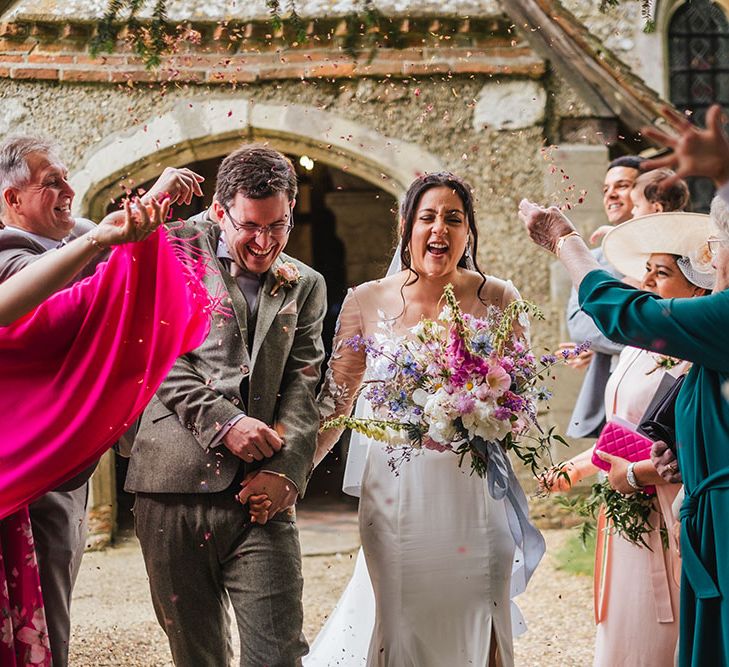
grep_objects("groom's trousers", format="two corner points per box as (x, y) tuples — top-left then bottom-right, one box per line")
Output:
(134, 488), (307, 667)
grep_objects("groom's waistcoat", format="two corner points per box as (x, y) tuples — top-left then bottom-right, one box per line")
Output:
(125, 213), (327, 496)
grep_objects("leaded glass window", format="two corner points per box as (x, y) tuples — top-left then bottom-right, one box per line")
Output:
(668, 0), (729, 212)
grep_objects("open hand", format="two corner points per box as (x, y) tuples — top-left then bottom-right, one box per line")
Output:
(238, 471), (297, 524)
(558, 342), (593, 371)
(146, 167), (204, 206)
(223, 416), (283, 462)
(641, 104), (729, 188)
(589, 225), (613, 246)
(93, 196), (170, 248)
(538, 463), (575, 493)
(518, 199), (576, 253)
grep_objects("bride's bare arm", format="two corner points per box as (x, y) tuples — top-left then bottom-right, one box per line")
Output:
(314, 288), (367, 467)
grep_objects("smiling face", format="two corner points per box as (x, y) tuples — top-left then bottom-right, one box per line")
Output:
(3, 151), (75, 240)
(406, 186), (469, 278)
(603, 166), (640, 225)
(640, 253), (703, 298)
(214, 191), (293, 275)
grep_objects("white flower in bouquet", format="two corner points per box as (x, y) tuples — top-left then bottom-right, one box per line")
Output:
(462, 400), (513, 442)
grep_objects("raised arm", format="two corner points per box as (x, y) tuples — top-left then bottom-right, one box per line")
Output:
(578, 271), (729, 371)
(0, 198), (166, 326)
(314, 288), (367, 467)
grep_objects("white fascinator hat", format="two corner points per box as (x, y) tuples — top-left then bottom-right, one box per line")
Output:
(602, 212), (717, 290)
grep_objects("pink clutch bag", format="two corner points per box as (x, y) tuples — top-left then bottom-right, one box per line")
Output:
(592, 418), (655, 494)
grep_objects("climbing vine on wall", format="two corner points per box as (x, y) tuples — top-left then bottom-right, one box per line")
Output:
(92, 0), (654, 67)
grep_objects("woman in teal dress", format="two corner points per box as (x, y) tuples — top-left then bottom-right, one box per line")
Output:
(519, 100), (729, 666)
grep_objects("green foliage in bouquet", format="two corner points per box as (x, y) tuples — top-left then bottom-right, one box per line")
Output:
(556, 479), (663, 549)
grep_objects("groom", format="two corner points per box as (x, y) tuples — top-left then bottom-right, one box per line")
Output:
(126, 145), (326, 666)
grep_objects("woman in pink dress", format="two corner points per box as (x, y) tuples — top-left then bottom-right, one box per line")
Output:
(0, 198), (213, 666)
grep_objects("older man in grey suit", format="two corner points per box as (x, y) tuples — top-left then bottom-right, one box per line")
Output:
(0, 135), (203, 666)
(126, 145), (327, 666)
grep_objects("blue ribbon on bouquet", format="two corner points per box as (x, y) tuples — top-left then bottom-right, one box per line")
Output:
(471, 438), (546, 592)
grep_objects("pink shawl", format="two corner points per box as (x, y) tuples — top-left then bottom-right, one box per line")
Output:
(0, 227), (212, 518)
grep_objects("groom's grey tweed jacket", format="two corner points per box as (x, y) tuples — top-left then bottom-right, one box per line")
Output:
(125, 212), (327, 496)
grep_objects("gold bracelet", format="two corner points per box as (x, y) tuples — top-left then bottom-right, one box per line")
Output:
(555, 230), (581, 257)
(86, 234), (106, 251)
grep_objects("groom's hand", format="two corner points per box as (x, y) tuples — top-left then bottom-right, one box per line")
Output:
(223, 417), (283, 462)
(238, 471), (298, 525)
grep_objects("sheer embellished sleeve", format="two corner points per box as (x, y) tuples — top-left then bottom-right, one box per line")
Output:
(498, 278), (530, 346)
(315, 287), (367, 466)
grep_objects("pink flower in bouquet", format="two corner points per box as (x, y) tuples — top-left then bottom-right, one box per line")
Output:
(454, 391), (476, 415)
(499, 356), (515, 374)
(422, 436), (451, 452)
(474, 365), (511, 398)
(447, 329), (490, 387)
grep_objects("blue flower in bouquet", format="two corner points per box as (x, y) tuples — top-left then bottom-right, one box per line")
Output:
(472, 332), (493, 356)
(401, 353), (422, 380)
(389, 390), (409, 415)
(536, 386), (553, 401)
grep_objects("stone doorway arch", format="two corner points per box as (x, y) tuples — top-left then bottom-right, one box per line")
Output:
(75, 99), (445, 545)
(70, 97), (446, 220)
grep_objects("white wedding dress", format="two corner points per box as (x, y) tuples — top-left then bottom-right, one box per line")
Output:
(308, 276), (544, 667)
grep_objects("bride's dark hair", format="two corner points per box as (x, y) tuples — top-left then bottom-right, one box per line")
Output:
(398, 172), (488, 301)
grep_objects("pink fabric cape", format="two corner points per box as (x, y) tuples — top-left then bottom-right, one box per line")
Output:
(0, 226), (212, 519)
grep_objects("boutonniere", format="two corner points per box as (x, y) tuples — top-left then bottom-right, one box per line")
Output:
(647, 354), (682, 375)
(271, 262), (301, 296)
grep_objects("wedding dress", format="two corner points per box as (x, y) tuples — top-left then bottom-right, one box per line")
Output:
(308, 275), (544, 667)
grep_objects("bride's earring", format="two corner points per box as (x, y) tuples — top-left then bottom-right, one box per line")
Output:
(464, 236), (473, 259)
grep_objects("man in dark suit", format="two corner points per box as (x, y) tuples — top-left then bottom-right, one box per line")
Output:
(126, 146), (327, 666)
(0, 134), (202, 666)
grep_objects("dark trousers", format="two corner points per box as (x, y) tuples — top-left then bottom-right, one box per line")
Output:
(134, 489), (307, 667)
(28, 484), (89, 667)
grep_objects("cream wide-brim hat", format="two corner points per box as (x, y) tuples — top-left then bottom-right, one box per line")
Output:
(602, 212), (717, 286)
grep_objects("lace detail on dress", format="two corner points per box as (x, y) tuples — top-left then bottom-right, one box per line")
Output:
(315, 289), (367, 459)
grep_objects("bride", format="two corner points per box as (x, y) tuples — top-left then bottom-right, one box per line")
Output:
(308, 173), (544, 666)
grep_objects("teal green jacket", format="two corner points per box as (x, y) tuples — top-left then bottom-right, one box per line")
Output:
(579, 269), (729, 666)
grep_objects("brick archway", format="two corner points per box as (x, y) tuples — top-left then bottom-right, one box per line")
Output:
(70, 97), (446, 220)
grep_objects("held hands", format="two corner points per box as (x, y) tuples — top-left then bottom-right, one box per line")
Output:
(222, 416), (283, 462)
(146, 167), (204, 206)
(641, 104), (729, 188)
(518, 199), (577, 253)
(238, 471), (297, 525)
(650, 440), (682, 484)
(93, 196), (170, 248)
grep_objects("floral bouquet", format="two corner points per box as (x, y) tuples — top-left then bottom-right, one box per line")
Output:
(322, 284), (587, 478)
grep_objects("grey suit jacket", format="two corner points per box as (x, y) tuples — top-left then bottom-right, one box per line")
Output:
(125, 213), (327, 496)
(0, 218), (103, 489)
(0, 218), (98, 282)
(565, 246), (624, 438)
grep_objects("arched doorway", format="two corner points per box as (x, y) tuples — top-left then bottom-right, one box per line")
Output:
(108, 155), (397, 527)
(72, 100), (445, 535)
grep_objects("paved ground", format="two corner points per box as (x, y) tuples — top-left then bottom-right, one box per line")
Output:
(69, 502), (594, 666)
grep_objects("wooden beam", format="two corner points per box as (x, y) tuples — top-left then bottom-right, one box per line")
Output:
(503, 0), (674, 138)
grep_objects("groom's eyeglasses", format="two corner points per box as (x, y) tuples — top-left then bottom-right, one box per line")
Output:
(224, 207), (293, 240)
